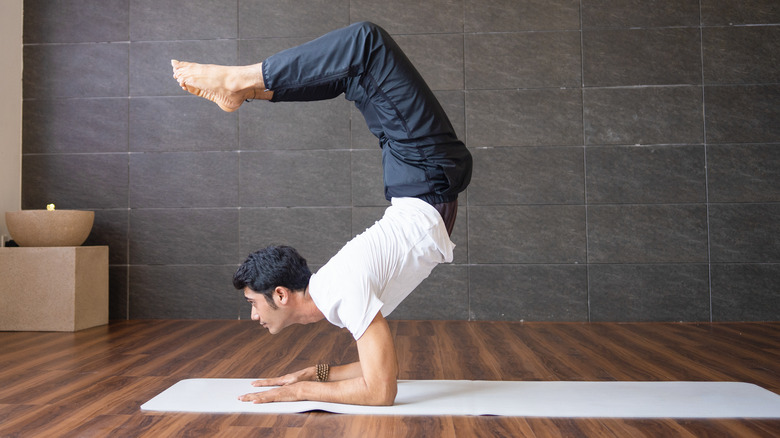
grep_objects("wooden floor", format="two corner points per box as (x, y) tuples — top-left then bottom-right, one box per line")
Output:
(1, 319), (779, 437)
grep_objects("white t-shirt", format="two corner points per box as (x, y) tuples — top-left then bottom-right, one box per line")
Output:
(308, 197), (454, 340)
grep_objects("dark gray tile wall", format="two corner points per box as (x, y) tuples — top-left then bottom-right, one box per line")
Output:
(22, 0), (779, 322)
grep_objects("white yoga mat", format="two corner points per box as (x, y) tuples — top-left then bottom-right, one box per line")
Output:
(141, 379), (780, 418)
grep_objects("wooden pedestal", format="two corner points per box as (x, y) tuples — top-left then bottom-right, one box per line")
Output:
(0, 246), (108, 331)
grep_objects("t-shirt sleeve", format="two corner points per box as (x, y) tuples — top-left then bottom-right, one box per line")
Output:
(335, 238), (386, 339)
(338, 277), (384, 340)
(309, 236), (386, 340)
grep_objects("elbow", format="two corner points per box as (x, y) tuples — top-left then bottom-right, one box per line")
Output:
(381, 380), (398, 406)
(369, 379), (397, 406)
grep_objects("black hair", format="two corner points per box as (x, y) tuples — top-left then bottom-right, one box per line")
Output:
(233, 245), (312, 308)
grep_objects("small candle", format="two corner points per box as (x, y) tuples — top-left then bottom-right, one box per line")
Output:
(47, 204), (56, 211)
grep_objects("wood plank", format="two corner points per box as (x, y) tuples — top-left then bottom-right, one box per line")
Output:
(0, 320), (778, 436)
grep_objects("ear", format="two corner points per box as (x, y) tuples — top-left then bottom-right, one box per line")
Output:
(274, 286), (290, 306)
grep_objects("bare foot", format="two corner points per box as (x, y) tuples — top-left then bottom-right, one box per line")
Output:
(171, 60), (269, 112)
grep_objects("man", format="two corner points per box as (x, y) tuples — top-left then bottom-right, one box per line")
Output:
(172, 22), (471, 406)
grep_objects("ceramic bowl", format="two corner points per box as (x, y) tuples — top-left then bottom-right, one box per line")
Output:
(5, 210), (94, 247)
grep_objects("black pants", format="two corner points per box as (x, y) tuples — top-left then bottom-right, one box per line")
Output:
(433, 199), (458, 236)
(262, 21), (472, 213)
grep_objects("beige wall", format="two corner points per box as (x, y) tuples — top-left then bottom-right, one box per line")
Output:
(0, 0), (23, 242)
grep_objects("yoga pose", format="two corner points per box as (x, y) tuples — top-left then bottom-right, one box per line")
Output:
(172, 22), (472, 406)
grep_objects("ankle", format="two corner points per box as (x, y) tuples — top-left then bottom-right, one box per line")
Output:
(233, 63), (265, 92)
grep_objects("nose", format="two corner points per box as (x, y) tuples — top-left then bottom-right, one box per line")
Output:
(251, 306), (260, 320)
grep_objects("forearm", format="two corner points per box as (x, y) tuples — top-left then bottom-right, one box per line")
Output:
(288, 361), (361, 383)
(293, 375), (397, 406)
(329, 361), (363, 381)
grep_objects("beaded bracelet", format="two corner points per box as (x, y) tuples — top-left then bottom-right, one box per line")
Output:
(315, 363), (330, 382)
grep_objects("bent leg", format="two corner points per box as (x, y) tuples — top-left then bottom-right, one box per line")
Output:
(265, 22), (470, 205)
(263, 22), (453, 141)
(171, 22), (471, 208)
(170, 23), (379, 111)
(172, 22), (451, 140)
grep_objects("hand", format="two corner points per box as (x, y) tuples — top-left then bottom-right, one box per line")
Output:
(239, 384), (299, 404)
(251, 366), (315, 388)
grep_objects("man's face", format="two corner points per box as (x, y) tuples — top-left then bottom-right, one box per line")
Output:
(244, 287), (288, 334)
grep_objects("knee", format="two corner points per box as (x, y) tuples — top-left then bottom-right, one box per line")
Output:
(353, 21), (379, 31)
(352, 21), (386, 37)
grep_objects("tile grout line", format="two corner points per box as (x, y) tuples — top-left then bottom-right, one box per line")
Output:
(126, 0), (132, 320)
(463, 12), (472, 322)
(236, 6), (243, 320)
(698, 0), (714, 323)
(459, 8), (473, 322)
(579, 0), (592, 323)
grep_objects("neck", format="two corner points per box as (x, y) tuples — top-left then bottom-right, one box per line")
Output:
(295, 285), (325, 324)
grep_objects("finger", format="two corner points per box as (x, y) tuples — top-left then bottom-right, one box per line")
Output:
(252, 378), (285, 387)
(239, 392), (259, 402)
(256, 375), (294, 386)
(239, 391), (271, 404)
